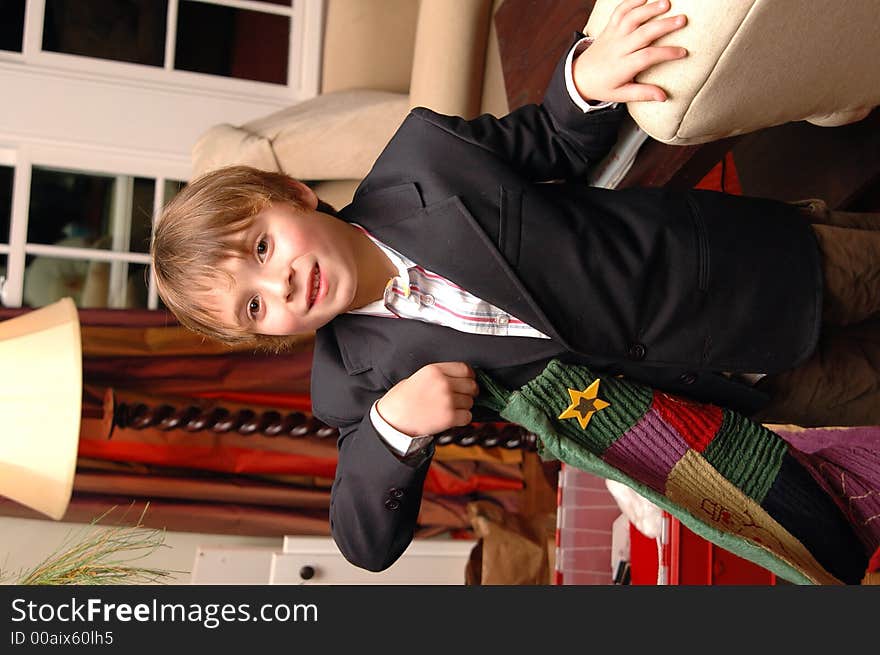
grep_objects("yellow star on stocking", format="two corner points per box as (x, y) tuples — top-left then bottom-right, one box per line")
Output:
(558, 379), (610, 429)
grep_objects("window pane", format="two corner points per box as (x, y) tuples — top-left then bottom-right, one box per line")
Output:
(28, 167), (155, 255)
(176, 1), (289, 85)
(42, 0), (168, 67)
(124, 262), (150, 308)
(28, 167), (111, 250)
(164, 179), (186, 204)
(0, 254), (7, 306)
(0, 0), (25, 52)
(23, 253), (89, 307)
(129, 177), (156, 254)
(0, 164), (12, 244)
(23, 255), (149, 309)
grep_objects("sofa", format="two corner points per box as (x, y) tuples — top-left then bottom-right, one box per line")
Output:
(191, 0), (507, 209)
(190, 0), (879, 207)
(585, 0), (879, 145)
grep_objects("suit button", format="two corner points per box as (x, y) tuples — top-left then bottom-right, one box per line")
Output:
(389, 488), (404, 499)
(626, 343), (647, 360)
(384, 498), (401, 511)
(679, 372), (697, 385)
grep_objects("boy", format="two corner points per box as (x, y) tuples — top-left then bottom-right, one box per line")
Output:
(152, 0), (880, 572)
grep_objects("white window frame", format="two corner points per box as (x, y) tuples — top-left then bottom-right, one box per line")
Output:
(0, 0), (326, 311)
(0, 142), (186, 310)
(5, 0), (324, 101)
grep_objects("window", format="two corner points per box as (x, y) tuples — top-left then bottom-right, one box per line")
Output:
(175, 0), (291, 85)
(42, 0), (168, 67)
(0, 0), (26, 53)
(7, 0), (320, 95)
(0, 1), (324, 311)
(0, 163), (14, 304)
(0, 150), (185, 310)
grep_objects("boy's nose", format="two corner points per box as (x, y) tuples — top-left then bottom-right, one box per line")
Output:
(282, 268), (294, 302)
(263, 267), (294, 302)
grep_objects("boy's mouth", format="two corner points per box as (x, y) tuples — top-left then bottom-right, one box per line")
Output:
(307, 264), (321, 309)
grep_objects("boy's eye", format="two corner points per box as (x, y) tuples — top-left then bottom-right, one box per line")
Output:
(247, 296), (262, 319)
(255, 238), (269, 261)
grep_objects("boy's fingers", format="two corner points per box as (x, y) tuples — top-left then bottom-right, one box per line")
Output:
(433, 361), (475, 378)
(609, 0), (649, 29)
(627, 14), (687, 50)
(452, 409), (473, 427)
(450, 377), (480, 396)
(452, 393), (475, 410)
(619, 0), (670, 33)
(627, 46), (687, 77)
(613, 82), (669, 103)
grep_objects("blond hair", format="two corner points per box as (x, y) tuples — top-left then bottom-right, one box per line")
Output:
(151, 165), (310, 349)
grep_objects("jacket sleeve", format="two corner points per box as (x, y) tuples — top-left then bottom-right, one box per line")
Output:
(406, 32), (627, 183)
(311, 328), (432, 573)
(327, 414), (433, 572)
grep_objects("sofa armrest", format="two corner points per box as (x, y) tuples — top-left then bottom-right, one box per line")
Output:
(191, 90), (410, 181)
(408, 0), (494, 119)
(586, 0), (880, 145)
(321, 0), (420, 94)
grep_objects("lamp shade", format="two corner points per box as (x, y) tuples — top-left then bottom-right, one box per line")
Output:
(0, 298), (81, 520)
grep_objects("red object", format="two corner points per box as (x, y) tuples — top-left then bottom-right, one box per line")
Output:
(868, 545), (880, 573)
(630, 513), (777, 585)
(694, 151), (742, 194)
(651, 390), (723, 453)
(628, 521), (661, 585)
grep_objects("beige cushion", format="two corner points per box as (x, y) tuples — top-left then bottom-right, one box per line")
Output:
(409, 0), (493, 119)
(321, 0), (420, 94)
(479, 0), (511, 118)
(310, 179), (361, 210)
(192, 90), (410, 181)
(586, 0), (880, 145)
(191, 124), (281, 178)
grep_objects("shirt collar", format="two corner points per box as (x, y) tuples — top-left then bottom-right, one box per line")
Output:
(349, 224), (413, 315)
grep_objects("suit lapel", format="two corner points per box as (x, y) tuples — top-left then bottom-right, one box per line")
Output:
(340, 184), (563, 344)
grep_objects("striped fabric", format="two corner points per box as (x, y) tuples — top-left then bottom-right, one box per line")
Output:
(349, 226), (550, 339)
(477, 359), (877, 585)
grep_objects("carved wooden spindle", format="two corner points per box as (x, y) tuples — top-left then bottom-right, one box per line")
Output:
(256, 410), (283, 436)
(159, 406), (199, 431)
(112, 400), (538, 450)
(234, 409), (259, 435)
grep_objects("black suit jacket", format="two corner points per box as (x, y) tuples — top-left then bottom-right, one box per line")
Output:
(313, 38), (823, 572)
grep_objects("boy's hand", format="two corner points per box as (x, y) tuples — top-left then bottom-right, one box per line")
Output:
(376, 362), (479, 438)
(573, 0), (688, 104)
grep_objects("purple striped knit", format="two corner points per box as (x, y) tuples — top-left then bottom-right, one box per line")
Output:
(602, 407), (689, 494)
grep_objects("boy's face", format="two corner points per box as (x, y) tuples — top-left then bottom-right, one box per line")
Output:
(206, 200), (360, 336)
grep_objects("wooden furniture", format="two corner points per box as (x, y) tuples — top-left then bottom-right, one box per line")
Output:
(113, 397), (540, 451)
(494, 0), (734, 190)
(493, 0), (880, 202)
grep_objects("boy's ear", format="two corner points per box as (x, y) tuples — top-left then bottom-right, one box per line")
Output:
(287, 179), (319, 211)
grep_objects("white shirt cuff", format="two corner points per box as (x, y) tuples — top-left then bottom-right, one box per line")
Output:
(370, 400), (433, 456)
(565, 37), (618, 113)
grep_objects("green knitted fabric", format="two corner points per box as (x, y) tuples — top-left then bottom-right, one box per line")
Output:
(517, 364), (653, 453)
(704, 410), (787, 503)
(476, 361), (818, 585)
